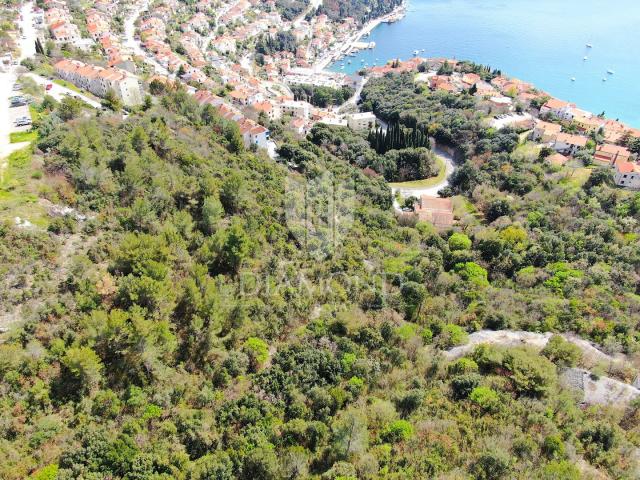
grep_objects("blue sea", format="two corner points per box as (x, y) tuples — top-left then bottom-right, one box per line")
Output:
(330, 0), (640, 127)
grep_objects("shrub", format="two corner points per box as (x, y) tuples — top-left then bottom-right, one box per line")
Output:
(541, 460), (580, 480)
(243, 337), (269, 371)
(448, 232), (472, 251)
(502, 348), (557, 397)
(469, 386), (501, 413)
(448, 357), (479, 375)
(437, 324), (469, 349)
(454, 262), (489, 287)
(471, 449), (511, 480)
(382, 420), (414, 443)
(541, 335), (582, 367)
(451, 373), (482, 400)
(542, 434), (565, 459)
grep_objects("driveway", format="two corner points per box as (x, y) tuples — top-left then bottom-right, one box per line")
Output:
(391, 145), (455, 204)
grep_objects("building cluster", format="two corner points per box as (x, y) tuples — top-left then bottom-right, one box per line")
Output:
(125, 0), (374, 142)
(87, 8), (132, 69)
(54, 58), (143, 106)
(194, 89), (270, 149)
(43, 0), (81, 45)
(387, 57), (640, 190)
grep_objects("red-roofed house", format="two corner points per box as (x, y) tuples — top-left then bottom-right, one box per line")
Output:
(413, 195), (454, 229)
(540, 98), (576, 121)
(614, 162), (640, 189)
(594, 144), (634, 166)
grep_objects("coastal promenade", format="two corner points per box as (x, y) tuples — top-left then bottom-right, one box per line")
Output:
(313, 2), (406, 72)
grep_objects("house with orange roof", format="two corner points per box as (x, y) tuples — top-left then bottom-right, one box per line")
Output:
(532, 120), (562, 143)
(49, 21), (81, 44)
(239, 119), (270, 149)
(461, 73), (481, 88)
(251, 101), (279, 120)
(572, 113), (605, 134)
(413, 195), (455, 229)
(54, 59), (142, 106)
(290, 117), (307, 135)
(594, 144), (634, 166)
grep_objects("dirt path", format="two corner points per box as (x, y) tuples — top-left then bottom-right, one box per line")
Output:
(444, 329), (640, 405)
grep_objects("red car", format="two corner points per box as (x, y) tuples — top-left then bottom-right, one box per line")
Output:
(45, 83), (52, 91)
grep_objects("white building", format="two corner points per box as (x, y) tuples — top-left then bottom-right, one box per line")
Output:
(540, 98), (576, 121)
(614, 162), (640, 189)
(279, 100), (311, 119)
(54, 59), (143, 106)
(346, 112), (376, 131)
(552, 132), (588, 156)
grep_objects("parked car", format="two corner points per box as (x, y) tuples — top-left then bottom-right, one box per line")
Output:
(45, 83), (52, 90)
(15, 119), (32, 127)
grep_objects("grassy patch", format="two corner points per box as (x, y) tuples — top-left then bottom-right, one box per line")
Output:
(388, 155), (446, 189)
(10, 130), (38, 144)
(512, 141), (541, 161)
(0, 147), (47, 227)
(53, 79), (81, 93)
(29, 104), (44, 123)
(560, 167), (592, 188)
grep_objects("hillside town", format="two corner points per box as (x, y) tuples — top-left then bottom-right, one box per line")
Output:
(2, 0), (640, 188)
(369, 56), (640, 189)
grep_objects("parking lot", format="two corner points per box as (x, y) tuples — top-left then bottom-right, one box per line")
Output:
(8, 86), (32, 133)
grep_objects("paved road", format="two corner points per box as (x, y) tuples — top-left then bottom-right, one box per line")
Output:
(24, 73), (102, 108)
(123, 1), (169, 76)
(0, 3), (37, 172)
(18, 2), (36, 61)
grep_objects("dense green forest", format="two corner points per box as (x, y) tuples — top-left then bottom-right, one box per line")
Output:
(274, 0), (309, 21)
(1, 72), (640, 480)
(290, 84), (355, 108)
(316, 0), (403, 24)
(255, 31), (298, 55)
(304, 123), (438, 182)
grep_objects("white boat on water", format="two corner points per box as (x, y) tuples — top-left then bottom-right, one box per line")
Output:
(602, 77), (607, 82)
(583, 56), (588, 60)
(571, 77), (576, 81)
(586, 43), (593, 48)
(607, 69), (615, 74)
(413, 49), (419, 55)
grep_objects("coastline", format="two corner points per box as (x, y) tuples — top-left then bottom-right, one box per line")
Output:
(322, 0), (639, 127)
(315, 0), (407, 72)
